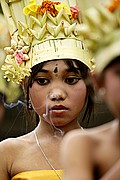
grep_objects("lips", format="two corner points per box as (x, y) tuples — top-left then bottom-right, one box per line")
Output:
(50, 105), (68, 111)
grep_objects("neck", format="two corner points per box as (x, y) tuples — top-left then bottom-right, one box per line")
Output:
(36, 117), (81, 139)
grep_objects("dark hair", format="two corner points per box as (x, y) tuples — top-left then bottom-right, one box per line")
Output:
(0, 92), (6, 103)
(104, 56), (120, 70)
(24, 59), (94, 127)
(98, 56), (120, 82)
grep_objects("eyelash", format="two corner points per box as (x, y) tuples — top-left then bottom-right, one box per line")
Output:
(65, 77), (81, 85)
(34, 76), (82, 86)
(34, 78), (50, 85)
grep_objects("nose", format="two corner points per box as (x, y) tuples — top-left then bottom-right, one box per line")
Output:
(49, 88), (66, 101)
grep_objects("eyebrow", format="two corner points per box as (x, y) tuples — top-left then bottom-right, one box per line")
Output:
(38, 69), (49, 73)
(67, 68), (80, 74)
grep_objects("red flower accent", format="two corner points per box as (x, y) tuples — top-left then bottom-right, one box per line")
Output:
(70, 6), (79, 19)
(14, 50), (24, 64)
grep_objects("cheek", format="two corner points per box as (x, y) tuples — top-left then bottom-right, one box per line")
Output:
(29, 86), (46, 114)
(70, 81), (87, 107)
(105, 76), (120, 97)
(104, 75), (120, 112)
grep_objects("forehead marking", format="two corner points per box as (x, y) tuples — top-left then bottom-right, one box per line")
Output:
(53, 64), (58, 73)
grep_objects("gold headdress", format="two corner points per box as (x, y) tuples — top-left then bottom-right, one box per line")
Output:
(77, 0), (120, 74)
(0, 13), (21, 103)
(1, 0), (94, 84)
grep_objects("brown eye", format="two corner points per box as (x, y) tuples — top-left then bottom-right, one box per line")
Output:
(65, 77), (81, 85)
(34, 78), (50, 85)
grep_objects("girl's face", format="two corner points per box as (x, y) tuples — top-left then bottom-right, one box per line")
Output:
(102, 62), (120, 117)
(29, 60), (87, 127)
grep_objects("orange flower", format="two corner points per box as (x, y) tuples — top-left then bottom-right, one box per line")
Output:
(38, 0), (60, 17)
(107, 0), (120, 12)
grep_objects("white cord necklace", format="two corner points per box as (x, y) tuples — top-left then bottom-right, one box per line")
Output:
(34, 130), (62, 180)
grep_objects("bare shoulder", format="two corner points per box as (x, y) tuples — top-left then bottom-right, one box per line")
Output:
(0, 130), (34, 154)
(61, 120), (117, 152)
(65, 120), (117, 139)
(61, 128), (94, 162)
(0, 131), (34, 180)
(61, 120), (119, 179)
(0, 138), (18, 155)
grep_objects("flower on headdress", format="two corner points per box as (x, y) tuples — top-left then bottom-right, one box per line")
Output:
(23, 0), (79, 20)
(38, 0), (60, 17)
(23, 0), (39, 16)
(2, 35), (31, 84)
(2, 61), (31, 84)
(70, 6), (79, 19)
(14, 50), (24, 65)
(107, 0), (120, 12)
(55, 3), (72, 16)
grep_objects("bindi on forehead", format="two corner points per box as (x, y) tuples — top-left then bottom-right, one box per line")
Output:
(53, 64), (58, 74)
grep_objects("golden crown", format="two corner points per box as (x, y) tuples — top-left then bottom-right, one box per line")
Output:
(76, 0), (120, 74)
(1, 0), (94, 84)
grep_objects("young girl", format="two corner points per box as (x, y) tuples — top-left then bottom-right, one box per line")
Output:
(61, 1), (120, 179)
(0, 0), (94, 179)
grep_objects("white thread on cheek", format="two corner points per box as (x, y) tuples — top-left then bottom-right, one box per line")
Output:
(49, 110), (65, 137)
(42, 93), (57, 118)
(42, 94), (49, 120)
(42, 93), (64, 137)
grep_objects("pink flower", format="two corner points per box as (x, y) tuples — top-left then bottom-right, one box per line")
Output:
(14, 50), (24, 64)
(70, 6), (79, 19)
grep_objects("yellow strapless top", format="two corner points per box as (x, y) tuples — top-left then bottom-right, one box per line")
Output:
(12, 170), (63, 180)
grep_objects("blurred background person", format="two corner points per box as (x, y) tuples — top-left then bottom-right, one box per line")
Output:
(61, 0), (120, 179)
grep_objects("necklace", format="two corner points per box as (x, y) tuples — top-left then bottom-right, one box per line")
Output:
(34, 130), (62, 180)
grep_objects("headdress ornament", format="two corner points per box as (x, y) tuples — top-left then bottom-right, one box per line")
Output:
(0, 13), (21, 103)
(77, 0), (120, 74)
(1, 0), (94, 84)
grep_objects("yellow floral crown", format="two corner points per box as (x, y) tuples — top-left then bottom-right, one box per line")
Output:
(77, 0), (120, 74)
(1, 0), (94, 84)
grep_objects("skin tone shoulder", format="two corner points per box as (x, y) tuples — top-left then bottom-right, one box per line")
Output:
(0, 59), (91, 179)
(61, 120), (119, 180)
(61, 59), (120, 180)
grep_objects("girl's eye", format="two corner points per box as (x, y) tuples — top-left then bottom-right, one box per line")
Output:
(34, 78), (50, 85)
(65, 77), (81, 85)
